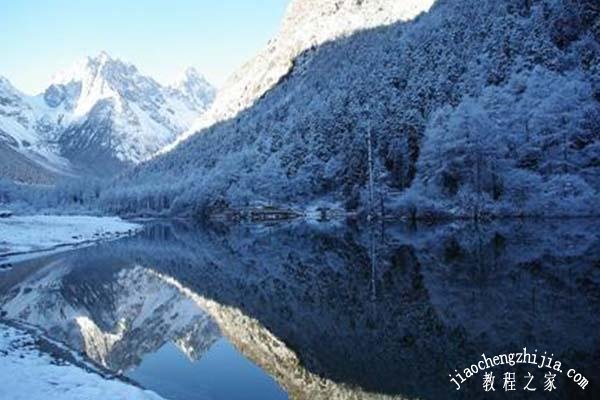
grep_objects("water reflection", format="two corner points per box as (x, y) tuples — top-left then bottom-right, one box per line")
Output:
(0, 219), (599, 399)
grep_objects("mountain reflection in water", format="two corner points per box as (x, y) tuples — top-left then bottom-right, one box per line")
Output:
(1, 219), (599, 400)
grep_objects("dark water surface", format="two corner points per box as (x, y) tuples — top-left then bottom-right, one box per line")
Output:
(1, 219), (599, 399)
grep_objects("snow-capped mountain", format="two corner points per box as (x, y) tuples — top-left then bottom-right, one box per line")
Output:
(0, 53), (215, 182)
(47, 52), (215, 175)
(107, 0), (600, 218)
(169, 67), (216, 112)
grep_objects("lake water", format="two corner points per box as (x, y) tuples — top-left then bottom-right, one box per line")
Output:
(1, 219), (599, 399)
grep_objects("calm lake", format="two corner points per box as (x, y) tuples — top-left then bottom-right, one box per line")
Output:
(1, 219), (599, 399)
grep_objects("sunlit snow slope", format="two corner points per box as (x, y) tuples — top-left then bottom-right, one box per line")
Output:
(0, 53), (215, 182)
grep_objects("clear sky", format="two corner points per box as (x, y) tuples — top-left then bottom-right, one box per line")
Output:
(0, 0), (290, 94)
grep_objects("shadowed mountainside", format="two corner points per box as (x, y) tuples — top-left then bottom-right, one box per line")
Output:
(104, 0), (600, 219)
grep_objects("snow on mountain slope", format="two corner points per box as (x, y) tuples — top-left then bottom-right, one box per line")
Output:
(168, 0), (435, 150)
(48, 52), (215, 173)
(169, 67), (216, 112)
(105, 0), (600, 218)
(0, 53), (215, 182)
(0, 77), (41, 147)
(0, 76), (72, 183)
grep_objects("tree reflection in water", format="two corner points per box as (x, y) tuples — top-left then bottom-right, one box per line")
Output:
(1, 219), (599, 400)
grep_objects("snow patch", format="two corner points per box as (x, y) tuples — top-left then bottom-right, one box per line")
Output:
(0, 215), (141, 262)
(0, 323), (165, 400)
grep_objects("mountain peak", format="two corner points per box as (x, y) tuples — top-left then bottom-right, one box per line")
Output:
(2, 54), (216, 182)
(183, 66), (201, 79)
(172, 67), (211, 88)
(0, 75), (25, 98)
(170, 67), (215, 111)
(0, 75), (12, 90)
(94, 50), (112, 63)
(51, 52), (137, 88)
(87, 51), (134, 71)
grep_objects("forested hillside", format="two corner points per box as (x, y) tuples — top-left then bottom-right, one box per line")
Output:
(104, 0), (600, 218)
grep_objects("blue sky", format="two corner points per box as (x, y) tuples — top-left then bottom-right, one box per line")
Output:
(0, 0), (289, 94)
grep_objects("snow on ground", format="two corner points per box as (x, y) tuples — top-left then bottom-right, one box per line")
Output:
(0, 323), (164, 400)
(0, 215), (141, 263)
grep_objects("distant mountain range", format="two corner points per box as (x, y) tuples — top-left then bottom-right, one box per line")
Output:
(0, 53), (215, 183)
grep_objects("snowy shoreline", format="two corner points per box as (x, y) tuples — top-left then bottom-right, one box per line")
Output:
(0, 215), (141, 264)
(0, 321), (164, 400)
